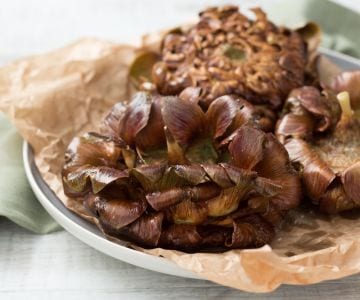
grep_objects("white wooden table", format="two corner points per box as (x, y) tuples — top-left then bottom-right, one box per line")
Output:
(1, 1), (360, 299)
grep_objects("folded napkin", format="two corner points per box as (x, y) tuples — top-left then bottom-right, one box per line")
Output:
(0, 113), (60, 233)
(0, 0), (359, 234)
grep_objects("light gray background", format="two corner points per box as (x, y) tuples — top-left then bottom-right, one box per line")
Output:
(1, 1), (360, 299)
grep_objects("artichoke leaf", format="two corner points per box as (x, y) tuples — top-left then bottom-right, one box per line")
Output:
(228, 126), (265, 170)
(331, 71), (360, 110)
(118, 92), (152, 146)
(85, 194), (147, 230)
(160, 224), (202, 249)
(202, 163), (233, 188)
(146, 188), (190, 211)
(63, 166), (129, 196)
(120, 212), (164, 247)
(206, 185), (249, 217)
(285, 138), (335, 201)
(226, 215), (274, 248)
(136, 96), (166, 151)
(170, 199), (208, 225)
(129, 51), (160, 88)
(205, 95), (238, 139)
(131, 164), (166, 191)
(172, 164), (207, 185)
(162, 95), (205, 146)
(342, 161), (360, 203)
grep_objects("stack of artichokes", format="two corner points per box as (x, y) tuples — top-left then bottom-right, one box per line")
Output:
(62, 6), (360, 251)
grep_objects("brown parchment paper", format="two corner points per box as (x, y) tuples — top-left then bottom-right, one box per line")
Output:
(1, 35), (360, 293)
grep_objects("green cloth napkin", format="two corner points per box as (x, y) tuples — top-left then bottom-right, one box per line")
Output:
(0, 0), (359, 234)
(0, 113), (60, 233)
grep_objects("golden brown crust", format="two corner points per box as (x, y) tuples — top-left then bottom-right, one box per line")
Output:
(152, 6), (307, 109)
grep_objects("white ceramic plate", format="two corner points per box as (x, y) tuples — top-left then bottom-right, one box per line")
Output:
(23, 48), (360, 279)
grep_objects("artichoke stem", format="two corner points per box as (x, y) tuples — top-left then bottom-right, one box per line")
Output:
(337, 91), (354, 121)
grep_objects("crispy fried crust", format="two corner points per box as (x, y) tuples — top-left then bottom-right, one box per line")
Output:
(152, 6), (307, 109)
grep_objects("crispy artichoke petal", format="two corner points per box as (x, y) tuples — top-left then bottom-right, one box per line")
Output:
(296, 22), (321, 65)
(226, 215), (274, 248)
(286, 87), (341, 133)
(146, 188), (189, 211)
(179, 87), (202, 104)
(101, 103), (126, 137)
(228, 126), (265, 170)
(206, 186), (249, 217)
(256, 135), (302, 210)
(270, 173), (302, 210)
(86, 194), (147, 230)
(162, 95), (205, 146)
(199, 226), (231, 248)
(64, 133), (123, 169)
(255, 134), (290, 178)
(342, 161), (360, 203)
(170, 199), (208, 225)
(254, 177), (283, 197)
(63, 166), (128, 196)
(201, 163), (233, 188)
(229, 99), (259, 131)
(285, 138), (335, 201)
(205, 95), (238, 139)
(276, 113), (314, 141)
(189, 183), (221, 202)
(118, 92), (152, 146)
(331, 71), (360, 110)
(160, 224), (202, 249)
(121, 212), (164, 247)
(153, 166), (195, 191)
(221, 163), (257, 186)
(319, 184), (356, 214)
(131, 164), (166, 191)
(172, 164), (207, 185)
(129, 51), (160, 88)
(135, 96), (166, 151)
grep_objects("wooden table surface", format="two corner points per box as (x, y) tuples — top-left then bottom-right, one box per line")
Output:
(1, 1), (360, 299)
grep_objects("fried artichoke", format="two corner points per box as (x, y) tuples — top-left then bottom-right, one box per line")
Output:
(131, 6), (309, 110)
(62, 89), (301, 250)
(276, 75), (360, 214)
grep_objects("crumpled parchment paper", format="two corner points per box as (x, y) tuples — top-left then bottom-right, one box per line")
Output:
(1, 34), (360, 293)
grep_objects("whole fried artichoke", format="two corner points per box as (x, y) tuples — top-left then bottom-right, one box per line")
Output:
(62, 89), (301, 250)
(276, 75), (360, 213)
(133, 6), (308, 109)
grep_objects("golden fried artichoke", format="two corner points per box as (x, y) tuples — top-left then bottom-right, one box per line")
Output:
(62, 89), (301, 250)
(276, 75), (360, 214)
(135, 6), (308, 109)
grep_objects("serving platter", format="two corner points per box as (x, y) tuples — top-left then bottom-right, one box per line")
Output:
(23, 48), (360, 280)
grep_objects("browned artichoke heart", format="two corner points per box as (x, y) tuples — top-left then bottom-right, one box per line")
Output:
(62, 88), (301, 250)
(276, 74), (360, 213)
(130, 5), (311, 111)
